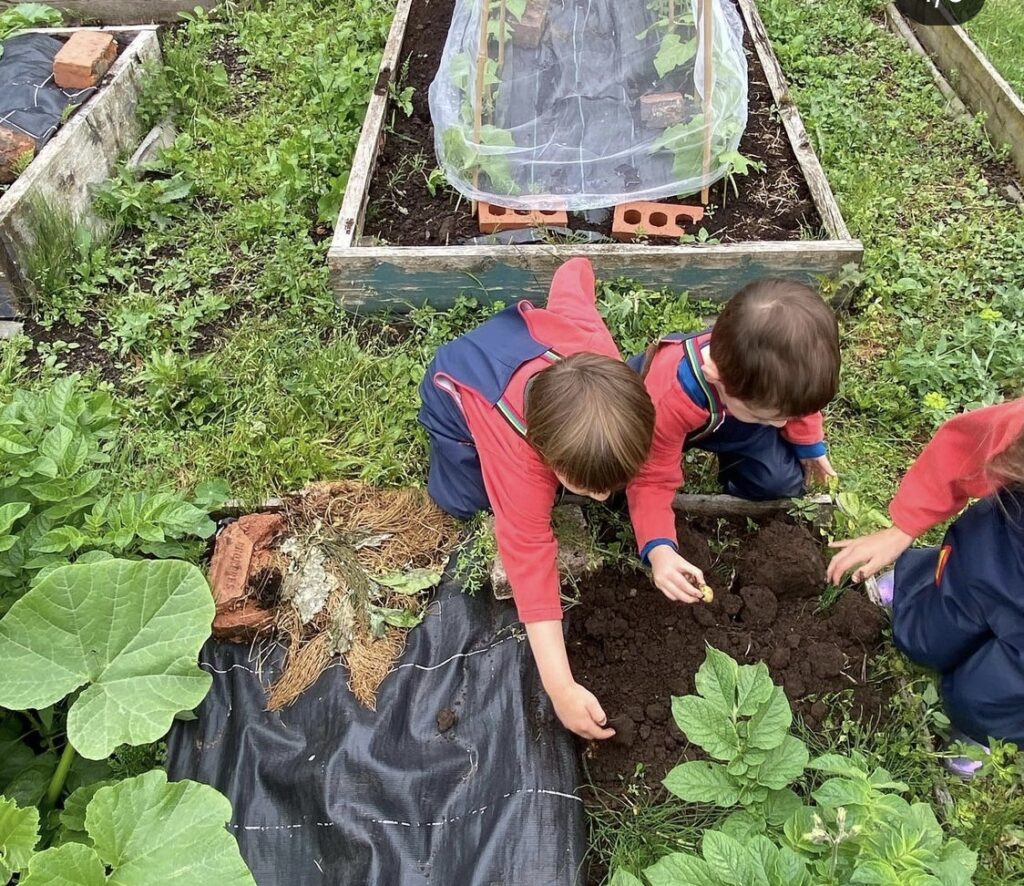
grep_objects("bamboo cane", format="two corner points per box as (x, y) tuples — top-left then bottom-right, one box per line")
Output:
(668, 0), (674, 29)
(498, 0), (507, 68)
(472, 0), (490, 212)
(700, 0), (714, 203)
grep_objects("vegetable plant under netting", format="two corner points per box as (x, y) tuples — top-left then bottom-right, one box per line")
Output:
(429, 0), (748, 210)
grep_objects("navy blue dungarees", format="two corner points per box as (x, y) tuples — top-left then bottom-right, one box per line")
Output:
(418, 305), (551, 520)
(893, 488), (1024, 745)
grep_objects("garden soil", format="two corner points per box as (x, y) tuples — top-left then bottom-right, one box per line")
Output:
(366, 0), (821, 246)
(567, 517), (891, 792)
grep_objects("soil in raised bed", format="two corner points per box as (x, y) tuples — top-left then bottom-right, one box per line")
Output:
(364, 0), (822, 247)
(566, 515), (892, 793)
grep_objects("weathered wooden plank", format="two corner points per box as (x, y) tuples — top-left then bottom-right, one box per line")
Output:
(328, 239), (863, 309)
(890, 4), (1024, 180)
(331, 0), (415, 252)
(883, 5), (968, 120)
(674, 492), (832, 519)
(0, 29), (161, 317)
(0, 0), (216, 24)
(735, 0), (851, 242)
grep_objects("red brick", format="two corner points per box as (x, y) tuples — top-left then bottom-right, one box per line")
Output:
(640, 92), (685, 129)
(53, 31), (117, 90)
(213, 604), (276, 643)
(612, 201), (705, 242)
(236, 512), (287, 549)
(512, 0), (549, 49)
(478, 202), (568, 234)
(208, 521), (255, 613)
(0, 127), (35, 184)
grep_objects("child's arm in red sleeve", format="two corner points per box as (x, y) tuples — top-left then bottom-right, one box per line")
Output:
(462, 393), (563, 622)
(542, 258), (606, 331)
(890, 399), (1024, 537)
(781, 411), (827, 459)
(627, 387), (688, 563)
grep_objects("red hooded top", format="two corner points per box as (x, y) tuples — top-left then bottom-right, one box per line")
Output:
(457, 258), (622, 623)
(890, 398), (1024, 536)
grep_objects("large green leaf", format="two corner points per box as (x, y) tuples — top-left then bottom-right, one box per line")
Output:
(608, 870), (645, 886)
(0, 559), (213, 759)
(21, 841), (106, 885)
(746, 687), (792, 751)
(0, 794), (40, 882)
(23, 771), (255, 885)
(754, 735), (809, 790)
(694, 647), (738, 714)
(735, 662), (774, 717)
(703, 829), (766, 886)
(932, 839), (977, 886)
(663, 760), (739, 806)
(674, 696), (740, 760)
(645, 851), (718, 886)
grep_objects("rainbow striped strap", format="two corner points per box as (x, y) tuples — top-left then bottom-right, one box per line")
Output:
(495, 349), (563, 438)
(683, 336), (724, 442)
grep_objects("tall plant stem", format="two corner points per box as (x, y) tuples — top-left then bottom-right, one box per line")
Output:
(498, 0), (507, 68)
(44, 741), (76, 809)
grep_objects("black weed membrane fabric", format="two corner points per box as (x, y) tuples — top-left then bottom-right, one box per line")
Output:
(0, 34), (96, 148)
(166, 577), (586, 885)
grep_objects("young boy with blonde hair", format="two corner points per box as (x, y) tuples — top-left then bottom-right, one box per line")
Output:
(419, 258), (655, 740)
(628, 278), (841, 601)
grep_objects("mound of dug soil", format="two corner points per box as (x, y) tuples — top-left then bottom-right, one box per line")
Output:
(567, 518), (890, 792)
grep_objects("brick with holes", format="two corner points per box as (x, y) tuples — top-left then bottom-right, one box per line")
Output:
(612, 201), (705, 242)
(53, 30), (118, 89)
(640, 92), (685, 129)
(478, 201), (568, 234)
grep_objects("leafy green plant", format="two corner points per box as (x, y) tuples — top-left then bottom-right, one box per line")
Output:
(0, 3), (61, 58)
(0, 377), (219, 604)
(9, 771), (255, 884)
(662, 648), (808, 825)
(0, 559), (214, 761)
(615, 649), (978, 886)
(441, 124), (516, 195)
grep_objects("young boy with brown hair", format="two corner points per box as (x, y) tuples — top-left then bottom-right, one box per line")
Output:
(419, 258), (655, 740)
(627, 278), (841, 601)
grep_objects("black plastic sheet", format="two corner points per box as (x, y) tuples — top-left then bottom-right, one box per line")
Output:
(0, 34), (96, 147)
(167, 576), (586, 885)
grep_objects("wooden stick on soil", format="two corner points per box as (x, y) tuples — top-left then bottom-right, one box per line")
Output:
(472, 0), (490, 212)
(668, 0), (675, 29)
(700, 0), (714, 203)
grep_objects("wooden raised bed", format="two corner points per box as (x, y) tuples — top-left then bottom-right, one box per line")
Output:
(0, 0), (217, 24)
(328, 0), (862, 311)
(0, 26), (160, 318)
(886, 3), (1024, 181)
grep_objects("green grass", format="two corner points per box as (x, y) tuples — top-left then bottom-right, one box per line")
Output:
(966, 0), (1024, 98)
(1, 0), (1022, 881)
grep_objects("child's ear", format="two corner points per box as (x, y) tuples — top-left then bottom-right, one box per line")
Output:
(702, 357), (721, 385)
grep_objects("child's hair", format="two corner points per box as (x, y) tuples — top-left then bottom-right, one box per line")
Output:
(987, 428), (1024, 491)
(710, 278), (840, 416)
(525, 353), (655, 492)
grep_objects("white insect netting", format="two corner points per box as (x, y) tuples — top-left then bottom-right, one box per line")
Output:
(428, 0), (748, 211)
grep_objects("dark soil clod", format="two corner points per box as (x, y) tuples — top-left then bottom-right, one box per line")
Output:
(436, 707), (457, 734)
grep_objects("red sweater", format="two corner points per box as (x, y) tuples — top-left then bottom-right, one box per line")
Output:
(626, 334), (823, 556)
(890, 398), (1024, 537)
(456, 258), (622, 623)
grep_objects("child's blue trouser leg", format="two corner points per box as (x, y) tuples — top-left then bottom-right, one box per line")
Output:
(693, 416), (806, 500)
(943, 637), (1024, 745)
(425, 433), (490, 521)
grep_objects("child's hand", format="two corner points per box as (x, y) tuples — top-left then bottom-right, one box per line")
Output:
(827, 526), (915, 583)
(648, 546), (706, 603)
(801, 454), (838, 486)
(550, 682), (615, 740)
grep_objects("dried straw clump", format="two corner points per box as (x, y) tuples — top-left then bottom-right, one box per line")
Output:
(265, 481), (457, 711)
